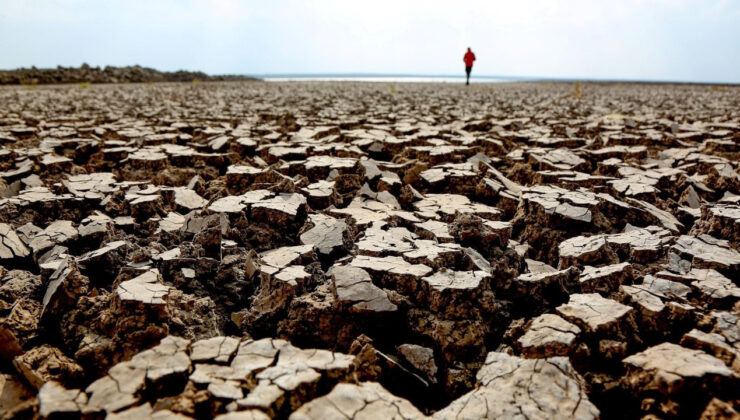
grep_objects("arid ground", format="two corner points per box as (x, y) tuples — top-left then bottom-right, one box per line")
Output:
(1, 81), (739, 419)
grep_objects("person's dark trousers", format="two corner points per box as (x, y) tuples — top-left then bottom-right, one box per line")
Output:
(465, 66), (472, 85)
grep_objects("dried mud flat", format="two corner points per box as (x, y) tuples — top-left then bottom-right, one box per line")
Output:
(0, 81), (739, 419)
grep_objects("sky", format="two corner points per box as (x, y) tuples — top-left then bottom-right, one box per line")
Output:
(1, 0), (739, 83)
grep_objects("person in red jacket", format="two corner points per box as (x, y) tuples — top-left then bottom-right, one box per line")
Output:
(463, 47), (476, 85)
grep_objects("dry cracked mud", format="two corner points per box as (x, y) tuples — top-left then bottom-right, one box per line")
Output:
(1, 80), (739, 419)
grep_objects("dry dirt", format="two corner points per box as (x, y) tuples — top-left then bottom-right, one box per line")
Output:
(1, 81), (739, 419)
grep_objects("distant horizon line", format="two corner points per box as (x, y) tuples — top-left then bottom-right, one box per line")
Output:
(2, 64), (738, 85)
(256, 73), (739, 86)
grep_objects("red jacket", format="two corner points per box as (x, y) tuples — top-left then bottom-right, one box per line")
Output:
(464, 50), (476, 67)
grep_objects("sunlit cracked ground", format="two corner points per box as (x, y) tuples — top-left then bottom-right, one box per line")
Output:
(1, 81), (739, 419)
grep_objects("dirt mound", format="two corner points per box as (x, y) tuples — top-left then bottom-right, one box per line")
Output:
(0, 63), (258, 85)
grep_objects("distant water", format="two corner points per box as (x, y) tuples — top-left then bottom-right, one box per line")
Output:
(263, 75), (510, 83)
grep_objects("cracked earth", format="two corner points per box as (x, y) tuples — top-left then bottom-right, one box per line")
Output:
(0, 81), (739, 419)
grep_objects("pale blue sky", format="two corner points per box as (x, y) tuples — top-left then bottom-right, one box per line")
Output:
(1, 0), (739, 83)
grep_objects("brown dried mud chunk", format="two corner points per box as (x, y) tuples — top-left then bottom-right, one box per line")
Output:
(433, 352), (599, 419)
(329, 264), (397, 313)
(517, 313), (581, 357)
(13, 345), (84, 389)
(290, 382), (425, 420)
(623, 342), (739, 417)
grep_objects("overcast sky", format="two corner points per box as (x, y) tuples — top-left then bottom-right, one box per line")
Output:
(1, 0), (738, 83)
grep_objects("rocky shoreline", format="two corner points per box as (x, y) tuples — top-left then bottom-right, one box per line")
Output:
(0, 81), (739, 419)
(0, 64), (259, 85)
